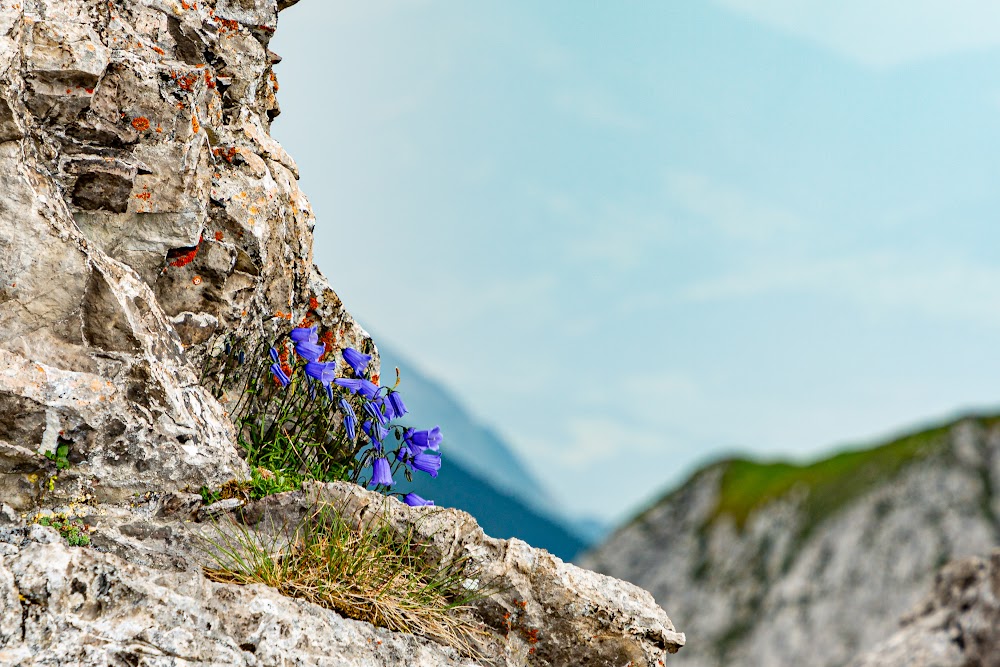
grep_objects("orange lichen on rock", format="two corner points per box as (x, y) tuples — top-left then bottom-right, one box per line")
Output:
(131, 117), (150, 131)
(166, 236), (202, 268)
(214, 231), (224, 241)
(191, 114), (200, 134)
(177, 72), (198, 92)
(204, 69), (216, 89)
(212, 146), (238, 164)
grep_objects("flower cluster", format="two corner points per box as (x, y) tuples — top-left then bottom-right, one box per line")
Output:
(267, 326), (443, 507)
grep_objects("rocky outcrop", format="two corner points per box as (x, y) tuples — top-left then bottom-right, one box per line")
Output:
(0, 0), (373, 511)
(849, 549), (1000, 667)
(580, 416), (1000, 667)
(0, 524), (478, 667)
(0, 480), (684, 666)
(0, 1), (684, 665)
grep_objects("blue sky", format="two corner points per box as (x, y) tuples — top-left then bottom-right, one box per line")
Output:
(271, 1), (1000, 524)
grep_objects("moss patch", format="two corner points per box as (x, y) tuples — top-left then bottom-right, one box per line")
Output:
(711, 422), (954, 530)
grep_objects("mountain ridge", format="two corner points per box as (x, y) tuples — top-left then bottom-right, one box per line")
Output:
(580, 412), (1000, 667)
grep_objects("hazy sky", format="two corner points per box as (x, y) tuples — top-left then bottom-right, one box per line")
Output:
(271, 1), (1000, 524)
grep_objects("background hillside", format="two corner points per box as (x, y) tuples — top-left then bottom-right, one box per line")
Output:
(579, 414), (1000, 667)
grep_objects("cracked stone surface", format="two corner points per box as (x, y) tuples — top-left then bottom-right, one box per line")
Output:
(0, 0), (375, 510)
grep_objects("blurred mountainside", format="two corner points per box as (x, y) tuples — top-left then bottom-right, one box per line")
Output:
(579, 413), (1000, 667)
(375, 339), (595, 561)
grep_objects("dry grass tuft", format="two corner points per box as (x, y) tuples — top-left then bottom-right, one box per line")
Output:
(203, 505), (488, 656)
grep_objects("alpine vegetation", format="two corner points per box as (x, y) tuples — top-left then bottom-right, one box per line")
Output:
(202, 326), (444, 505)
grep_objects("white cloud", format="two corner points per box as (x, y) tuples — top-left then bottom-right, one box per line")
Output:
(713, 0), (1000, 68)
(680, 251), (1000, 327)
(665, 170), (802, 241)
(551, 87), (645, 132)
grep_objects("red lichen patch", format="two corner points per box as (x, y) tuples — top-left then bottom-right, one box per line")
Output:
(212, 15), (240, 35)
(166, 236), (202, 268)
(84, 87), (94, 94)
(180, 0), (197, 9)
(273, 311), (293, 321)
(212, 146), (238, 164)
(131, 116), (151, 132)
(214, 230), (224, 241)
(371, 373), (380, 385)
(177, 72), (198, 92)
(191, 275), (202, 285)
(152, 46), (165, 55)
(269, 70), (279, 92)
(204, 69), (216, 89)
(309, 296), (319, 311)
(156, 125), (163, 133)
(134, 191), (151, 201)
(191, 114), (200, 134)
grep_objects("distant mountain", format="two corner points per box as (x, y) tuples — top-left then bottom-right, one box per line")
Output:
(579, 414), (1000, 667)
(374, 338), (591, 560)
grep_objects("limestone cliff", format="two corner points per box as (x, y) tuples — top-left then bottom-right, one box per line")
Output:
(849, 549), (1000, 667)
(579, 415), (1000, 667)
(0, 1), (685, 665)
(0, 0), (375, 509)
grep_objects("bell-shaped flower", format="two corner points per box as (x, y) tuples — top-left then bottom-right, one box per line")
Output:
(403, 426), (442, 454)
(386, 391), (407, 420)
(334, 377), (379, 399)
(410, 452), (441, 478)
(403, 493), (434, 507)
(342, 347), (372, 377)
(305, 360), (337, 385)
(269, 363), (290, 387)
(269, 347), (280, 363)
(290, 326), (318, 344)
(364, 400), (389, 426)
(339, 399), (357, 440)
(362, 419), (388, 446)
(295, 340), (326, 363)
(370, 457), (394, 487)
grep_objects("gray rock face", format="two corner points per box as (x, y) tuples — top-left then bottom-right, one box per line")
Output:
(849, 550), (1000, 667)
(0, 0), (374, 510)
(0, 526), (479, 667)
(243, 482), (686, 666)
(579, 417), (1000, 667)
(0, 1), (684, 665)
(0, 480), (684, 666)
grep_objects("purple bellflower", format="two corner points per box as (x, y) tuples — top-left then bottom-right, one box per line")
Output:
(362, 419), (388, 446)
(403, 426), (442, 455)
(269, 347), (280, 363)
(364, 400), (389, 426)
(334, 378), (379, 400)
(386, 391), (407, 420)
(290, 326), (318, 344)
(403, 493), (434, 507)
(269, 363), (290, 387)
(295, 340), (326, 363)
(370, 457), (394, 487)
(339, 399), (357, 440)
(410, 452), (441, 478)
(342, 347), (372, 377)
(305, 361), (337, 385)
